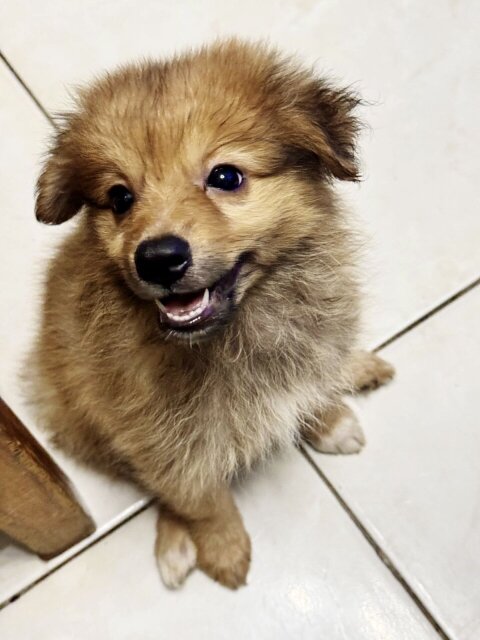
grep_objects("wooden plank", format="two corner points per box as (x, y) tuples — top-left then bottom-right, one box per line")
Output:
(0, 397), (95, 559)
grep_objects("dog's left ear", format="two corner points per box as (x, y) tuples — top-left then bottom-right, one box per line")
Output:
(287, 78), (362, 181)
(35, 128), (85, 225)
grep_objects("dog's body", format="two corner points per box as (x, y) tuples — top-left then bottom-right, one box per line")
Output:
(31, 41), (393, 588)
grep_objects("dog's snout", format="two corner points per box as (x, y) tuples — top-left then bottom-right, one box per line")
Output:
(134, 235), (192, 287)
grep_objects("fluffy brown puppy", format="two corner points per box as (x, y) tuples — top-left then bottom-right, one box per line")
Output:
(32, 40), (394, 589)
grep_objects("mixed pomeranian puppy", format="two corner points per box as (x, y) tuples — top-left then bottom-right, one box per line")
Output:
(32, 40), (394, 589)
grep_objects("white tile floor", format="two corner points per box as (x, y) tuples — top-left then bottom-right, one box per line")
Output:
(0, 1), (479, 638)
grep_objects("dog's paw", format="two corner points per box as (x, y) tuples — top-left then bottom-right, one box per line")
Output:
(193, 522), (251, 589)
(350, 351), (395, 393)
(155, 516), (197, 589)
(310, 408), (366, 455)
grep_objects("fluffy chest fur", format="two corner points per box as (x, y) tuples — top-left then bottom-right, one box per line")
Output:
(32, 221), (359, 498)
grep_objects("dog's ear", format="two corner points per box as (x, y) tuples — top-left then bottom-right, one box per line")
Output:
(35, 127), (84, 225)
(286, 77), (362, 181)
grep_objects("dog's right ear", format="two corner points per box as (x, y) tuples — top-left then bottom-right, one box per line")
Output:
(35, 130), (84, 225)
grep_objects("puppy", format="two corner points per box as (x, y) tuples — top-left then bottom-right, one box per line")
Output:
(31, 40), (394, 589)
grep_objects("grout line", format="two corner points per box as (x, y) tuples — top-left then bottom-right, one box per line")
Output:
(373, 275), (480, 352)
(299, 274), (480, 638)
(300, 446), (451, 640)
(0, 499), (153, 612)
(0, 50), (53, 125)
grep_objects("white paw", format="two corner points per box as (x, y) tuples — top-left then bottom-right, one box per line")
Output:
(316, 413), (366, 455)
(156, 531), (197, 589)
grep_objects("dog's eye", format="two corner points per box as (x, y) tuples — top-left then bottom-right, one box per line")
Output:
(108, 185), (135, 215)
(206, 165), (243, 191)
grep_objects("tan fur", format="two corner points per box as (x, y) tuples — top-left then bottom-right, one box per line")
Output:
(348, 350), (395, 392)
(301, 401), (366, 454)
(155, 510), (197, 589)
(30, 40), (394, 588)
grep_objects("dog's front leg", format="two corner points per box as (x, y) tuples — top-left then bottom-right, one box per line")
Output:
(302, 352), (394, 454)
(155, 486), (251, 590)
(347, 350), (395, 393)
(155, 508), (198, 589)
(301, 400), (366, 454)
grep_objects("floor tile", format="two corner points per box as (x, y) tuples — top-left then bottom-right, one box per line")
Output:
(0, 62), (146, 606)
(0, 449), (438, 640)
(307, 285), (480, 640)
(1, 0), (479, 343)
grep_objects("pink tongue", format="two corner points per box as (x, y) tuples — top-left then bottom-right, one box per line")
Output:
(162, 289), (205, 314)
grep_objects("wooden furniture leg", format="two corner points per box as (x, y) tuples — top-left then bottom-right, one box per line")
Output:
(0, 397), (95, 559)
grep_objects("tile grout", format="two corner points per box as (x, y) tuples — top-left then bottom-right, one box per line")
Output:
(296, 276), (480, 639)
(0, 500), (153, 612)
(300, 446), (452, 640)
(0, 50), (53, 126)
(298, 279), (480, 640)
(373, 275), (480, 352)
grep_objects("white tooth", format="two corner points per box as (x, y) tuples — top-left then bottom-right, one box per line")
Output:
(160, 289), (210, 324)
(201, 288), (210, 309)
(187, 309), (200, 320)
(155, 299), (167, 312)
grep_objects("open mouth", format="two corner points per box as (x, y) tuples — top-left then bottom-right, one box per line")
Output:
(154, 254), (249, 335)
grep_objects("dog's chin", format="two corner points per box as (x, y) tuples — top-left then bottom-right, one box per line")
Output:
(154, 253), (252, 343)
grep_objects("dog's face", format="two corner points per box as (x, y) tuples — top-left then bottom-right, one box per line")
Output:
(36, 42), (360, 341)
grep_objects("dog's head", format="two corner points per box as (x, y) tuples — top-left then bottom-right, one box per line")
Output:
(36, 41), (360, 341)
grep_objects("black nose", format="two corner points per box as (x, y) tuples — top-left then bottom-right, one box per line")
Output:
(134, 235), (192, 287)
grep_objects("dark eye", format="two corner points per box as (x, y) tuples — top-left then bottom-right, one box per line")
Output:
(108, 185), (134, 214)
(206, 165), (243, 191)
